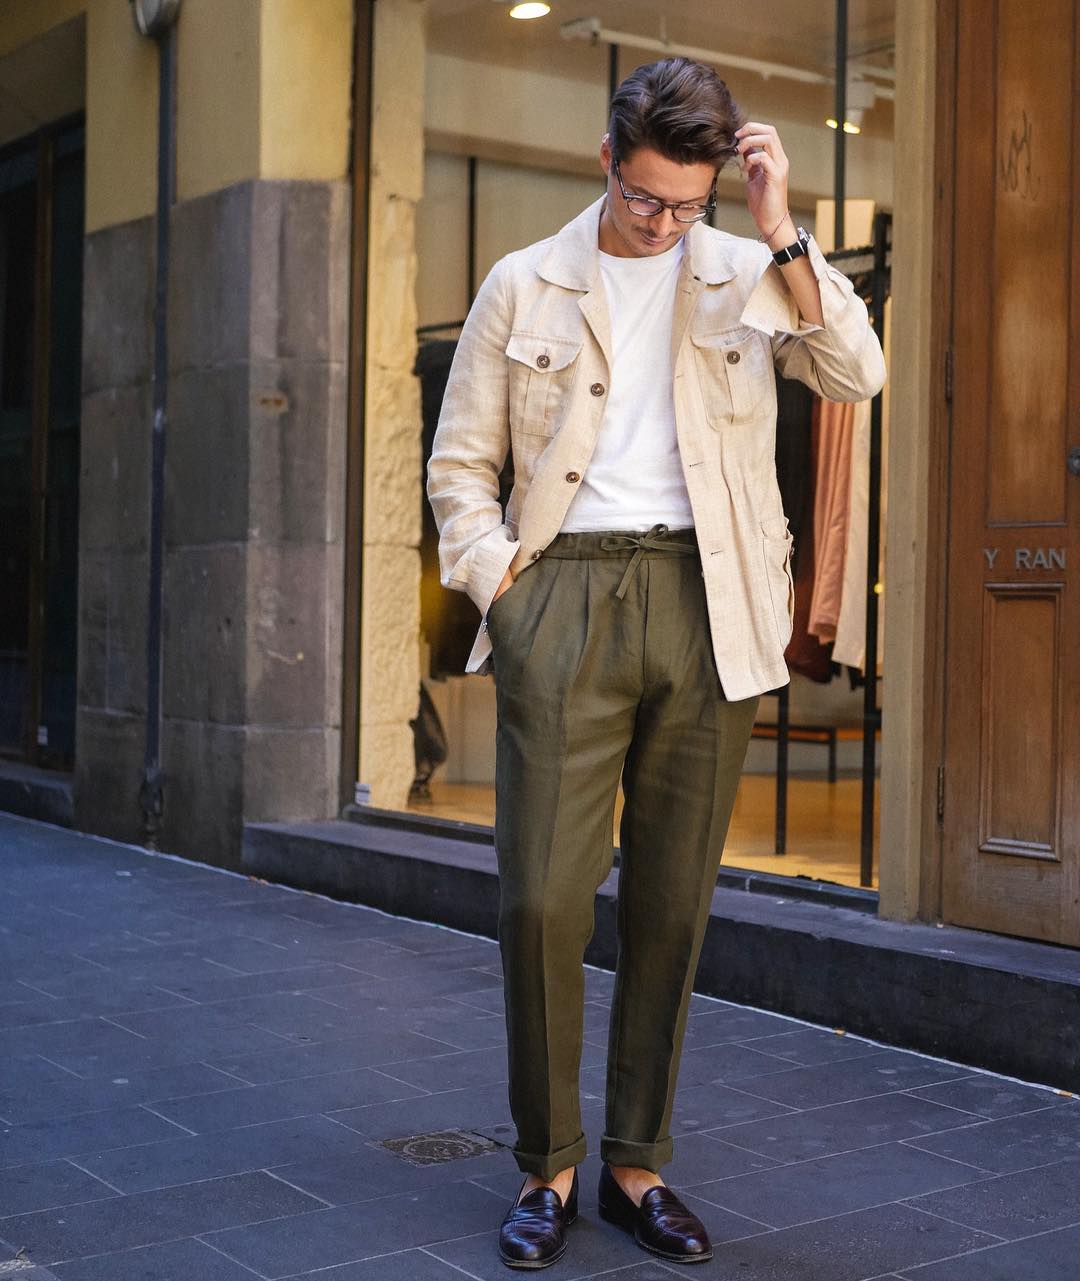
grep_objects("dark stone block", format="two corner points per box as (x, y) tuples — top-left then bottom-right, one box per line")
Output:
(81, 217), (154, 394)
(46, 1237), (265, 1280)
(703, 1202), (997, 1280)
(205, 1025), (446, 1085)
(163, 364), (251, 547)
(905, 1101), (1080, 1174)
(79, 383), (153, 554)
(201, 1179), (504, 1277)
(0, 1103), (187, 1170)
(168, 182), (253, 373)
(250, 180), (349, 364)
(247, 358), (347, 545)
(158, 718), (245, 868)
(77, 1113), (376, 1195)
(688, 1140), (996, 1230)
(0, 1159), (119, 1217)
(72, 707), (145, 846)
(241, 726), (340, 825)
(0, 1060), (233, 1126)
(895, 1223), (1080, 1280)
(134, 1066), (426, 1136)
(901, 1154), (1080, 1240)
(162, 544), (246, 725)
(704, 1090), (983, 1163)
(1, 1170), (320, 1266)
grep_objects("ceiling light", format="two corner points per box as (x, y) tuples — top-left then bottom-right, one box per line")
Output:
(509, 2), (551, 17)
(826, 118), (862, 134)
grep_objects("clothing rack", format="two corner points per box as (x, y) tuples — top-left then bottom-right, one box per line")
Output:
(768, 210), (892, 888)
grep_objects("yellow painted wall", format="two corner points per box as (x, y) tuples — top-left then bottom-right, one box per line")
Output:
(0, 0), (354, 233)
(86, 0), (158, 232)
(260, 0), (352, 182)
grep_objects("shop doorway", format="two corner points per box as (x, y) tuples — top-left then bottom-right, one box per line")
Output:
(0, 119), (84, 768)
(941, 0), (1079, 944)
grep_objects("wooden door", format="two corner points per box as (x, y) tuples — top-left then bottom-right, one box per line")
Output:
(943, 0), (1080, 945)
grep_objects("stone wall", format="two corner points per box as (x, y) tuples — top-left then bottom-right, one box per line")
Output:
(76, 178), (350, 866)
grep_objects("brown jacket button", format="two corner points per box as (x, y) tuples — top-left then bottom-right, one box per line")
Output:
(590, 382), (605, 396)
(536, 353), (550, 368)
(566, 471), (580, 483)
(726, 351), (741, 365)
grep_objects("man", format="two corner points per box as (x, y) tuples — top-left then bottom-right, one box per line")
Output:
(426, 57), (886, 1269)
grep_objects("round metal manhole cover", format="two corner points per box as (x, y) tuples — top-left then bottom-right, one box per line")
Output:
(379, 1129), (499, 1166)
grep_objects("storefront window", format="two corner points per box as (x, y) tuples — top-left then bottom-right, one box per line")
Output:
(407, 2), (894, 891)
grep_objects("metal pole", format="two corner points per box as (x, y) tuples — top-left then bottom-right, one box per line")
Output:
(467, 155), (478, 304)
(139, 21), (177, 847)
(775, 684), (789, 855)
(859, 211), (889, 887)
(834, 0), (847, 250)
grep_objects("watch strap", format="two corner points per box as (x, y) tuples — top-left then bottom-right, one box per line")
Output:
(772, 226), (810, 266)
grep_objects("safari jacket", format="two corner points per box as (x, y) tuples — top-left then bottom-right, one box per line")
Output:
(426, 195), (887, 700)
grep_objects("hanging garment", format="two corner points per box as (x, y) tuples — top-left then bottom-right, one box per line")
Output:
(785, 397), (836, 683)
(808, 397), (856, 643)
(774, 370), (815, 547)
(833, 296), (891, 674)
(415, 338), (488, 678)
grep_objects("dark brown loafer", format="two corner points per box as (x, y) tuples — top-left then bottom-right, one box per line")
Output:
(498, 1168), (579, 1269)
(597, 1161), (713, 1263)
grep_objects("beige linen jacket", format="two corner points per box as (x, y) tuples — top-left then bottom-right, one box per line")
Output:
(426, 195), (886, 700)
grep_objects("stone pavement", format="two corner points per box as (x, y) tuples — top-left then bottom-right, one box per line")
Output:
(1, 813), (1078, 1280)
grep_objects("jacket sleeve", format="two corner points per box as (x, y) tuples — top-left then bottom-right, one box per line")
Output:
(425, 256), (521, 618)
(739, 234), (887, 403)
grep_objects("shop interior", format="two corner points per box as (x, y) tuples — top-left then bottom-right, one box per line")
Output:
(409, 0), (895, 891)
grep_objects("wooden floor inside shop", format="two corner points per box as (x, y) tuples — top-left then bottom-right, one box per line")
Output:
(406, 773), (879, 891)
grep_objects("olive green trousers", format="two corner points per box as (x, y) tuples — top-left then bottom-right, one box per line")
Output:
(487, 523), (761, 1179)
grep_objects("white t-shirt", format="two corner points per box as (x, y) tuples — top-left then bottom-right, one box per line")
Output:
(560, 237), (694, 533)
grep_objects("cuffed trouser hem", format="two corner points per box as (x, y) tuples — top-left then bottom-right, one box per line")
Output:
(599, 1132), (674, 1171)
(512, 1131), (588, 1180)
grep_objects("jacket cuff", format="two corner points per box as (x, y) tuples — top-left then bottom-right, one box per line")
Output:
(449, 524), (521, 616)
(740, 233), (852, 338)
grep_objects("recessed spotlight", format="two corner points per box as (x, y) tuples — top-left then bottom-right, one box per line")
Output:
(509, 2), (551, 18)
(826, 117), (862, 134)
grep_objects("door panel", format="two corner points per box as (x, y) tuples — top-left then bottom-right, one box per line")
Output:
(944, 0), (1080, 945)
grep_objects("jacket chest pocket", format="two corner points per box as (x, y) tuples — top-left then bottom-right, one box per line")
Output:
(690, 326), (773, 428)
(505, 332), (583, 437)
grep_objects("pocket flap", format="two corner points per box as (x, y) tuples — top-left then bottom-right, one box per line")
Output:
(505, 332), (583, 371)
(690, 326), (757, 350)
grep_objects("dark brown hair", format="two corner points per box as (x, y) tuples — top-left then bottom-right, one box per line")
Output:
(608, 57), (746, 171)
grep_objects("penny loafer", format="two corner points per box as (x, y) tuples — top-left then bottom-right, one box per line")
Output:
(597, 1161), (713, 1263)
(498, 1168), (579, 1269)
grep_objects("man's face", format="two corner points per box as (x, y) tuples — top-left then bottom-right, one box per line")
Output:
(598, 138), (717, 258)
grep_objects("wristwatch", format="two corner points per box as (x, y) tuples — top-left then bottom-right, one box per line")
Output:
(772, 225), (811, 266)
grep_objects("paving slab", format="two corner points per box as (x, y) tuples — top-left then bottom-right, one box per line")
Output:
(1, 812), (1076, 1281)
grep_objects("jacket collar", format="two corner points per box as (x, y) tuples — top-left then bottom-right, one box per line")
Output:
(536, 195), (740, 290)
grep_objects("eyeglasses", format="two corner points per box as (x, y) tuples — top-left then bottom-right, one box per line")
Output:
(610, 155), (730, 223)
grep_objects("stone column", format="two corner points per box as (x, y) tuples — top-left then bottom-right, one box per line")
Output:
(878, 0), (938, 922)
(357, 0), (426, 809)
(75, 0), (354, 867)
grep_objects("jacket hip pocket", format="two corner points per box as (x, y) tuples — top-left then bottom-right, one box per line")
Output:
(760, 515), (795, 650)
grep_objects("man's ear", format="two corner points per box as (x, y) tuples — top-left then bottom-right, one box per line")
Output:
(600, 133), (612, 174)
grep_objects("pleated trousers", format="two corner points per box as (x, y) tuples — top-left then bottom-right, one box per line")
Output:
(488, 522), (760, 1178)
